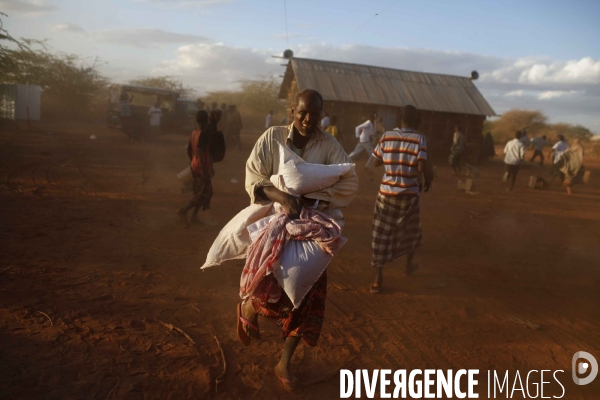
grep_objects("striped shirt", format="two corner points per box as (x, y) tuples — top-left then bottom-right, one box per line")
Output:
(372, 128), (428, 196)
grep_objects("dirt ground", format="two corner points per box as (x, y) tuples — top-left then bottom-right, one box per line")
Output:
(1, 123), (599, 400)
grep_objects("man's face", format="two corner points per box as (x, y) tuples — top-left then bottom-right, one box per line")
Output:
(292, 95), (322, 137)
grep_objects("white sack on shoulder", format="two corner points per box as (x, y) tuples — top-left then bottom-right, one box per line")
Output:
(269, 141), (354, 197)
(201, 203), (274, 269)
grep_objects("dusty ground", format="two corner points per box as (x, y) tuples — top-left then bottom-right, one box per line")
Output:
(0, 123), (599, 400)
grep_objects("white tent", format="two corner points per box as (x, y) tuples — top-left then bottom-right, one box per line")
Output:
(0, 84), (42, 121)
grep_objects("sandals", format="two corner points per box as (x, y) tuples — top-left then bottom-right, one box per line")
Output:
(236, 303), (260, 346)
(275, 368), (303, 393)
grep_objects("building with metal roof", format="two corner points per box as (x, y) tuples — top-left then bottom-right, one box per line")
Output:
(279, 57), (496, 157)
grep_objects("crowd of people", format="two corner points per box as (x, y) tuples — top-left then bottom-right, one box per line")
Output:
(499, 130), (585, 195)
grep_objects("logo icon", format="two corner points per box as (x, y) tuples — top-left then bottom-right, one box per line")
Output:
(572, 351), (598, 385)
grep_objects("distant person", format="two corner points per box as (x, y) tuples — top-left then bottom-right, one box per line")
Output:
(265, 110), (273, 129)
(325, 115), (341, 142)
(211, 101), (218, 111)
(369, 105), (432, 294)
(479, 132), (495, 163)
(530, 135), (549, 166)
(449, 126), (466, 176)
(119, 91), (134, 141)
(349, 116), (375, 166)
(196, 98), (206, 111)
(280, 116), (288, 125)
(178, 110), (215, 225)
(218, 102), (228, 132)
(554, 139), (584, 196)
(519, 129), (529, 146)
(503, 131), (525, 192)
(226, 105), (243, 150)
(548, 134), (568, 165)
(320, 112), (330, 130)
(147, 101), (163, 140)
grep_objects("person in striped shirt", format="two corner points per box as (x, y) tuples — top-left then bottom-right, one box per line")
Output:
(368, 105), (432, 294)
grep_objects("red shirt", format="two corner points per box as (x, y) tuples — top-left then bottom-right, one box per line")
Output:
(189, 129), (206, 175)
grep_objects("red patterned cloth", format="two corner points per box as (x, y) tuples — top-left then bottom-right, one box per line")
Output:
(252, 271), (327, 346)
(239, 207), (344, 301)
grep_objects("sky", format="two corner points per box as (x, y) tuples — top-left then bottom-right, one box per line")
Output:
(2, 0), (600, 131)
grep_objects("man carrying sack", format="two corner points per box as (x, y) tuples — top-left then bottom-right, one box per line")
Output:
(238, 89), (358, 393)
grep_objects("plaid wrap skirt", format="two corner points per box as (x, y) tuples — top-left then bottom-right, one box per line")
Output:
(187, 171), (213, 210)
(371, 193), (422, 268)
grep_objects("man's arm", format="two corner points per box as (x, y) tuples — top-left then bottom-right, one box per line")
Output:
(418, 135), (432, 192)
(519, 144), (525, 160)
(245, 129), (303, 219)
(418, 160), (430, 192)
(355, 120), (369, 138)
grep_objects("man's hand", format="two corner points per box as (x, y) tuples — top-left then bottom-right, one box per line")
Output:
(281, 194), (303, 220)
(423, 180), (431, 193)
(302, 197), (317, 209)
(258, 186), (303, 220)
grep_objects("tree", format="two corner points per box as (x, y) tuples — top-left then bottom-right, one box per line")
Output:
(129, 76), (196, 99)
(488, 109), (594, 144)
(0, 13), (29, 70)
(1, 15), (108, 119)
(203, 76), (286, 130)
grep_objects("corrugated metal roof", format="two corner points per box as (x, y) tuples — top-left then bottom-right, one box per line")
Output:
(279, 58), (496, 116)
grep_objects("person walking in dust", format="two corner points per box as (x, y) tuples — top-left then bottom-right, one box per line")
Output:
(237, 89), (358, 393)
(147, 101), (163, 141)
(449, 126), (466, 176)
(119, 91), (134, 141)
(226, 105), (243, 150)
(530, 135), (549, 166)
(502, 131), (525, 192)
(369, 105), (432, 294)
(177, 110), (220, 225)
(265, 110), (273, 129)
(548, 134), (568, 165)
(349, 116), (376, 167)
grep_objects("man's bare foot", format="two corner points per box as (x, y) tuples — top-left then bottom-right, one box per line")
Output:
(241, 301), (260, 340)
(405, 261), (419, 276)
(369, 282), (382, 294)
(190, 215), (201, 225)
(274, 363), (302, 393)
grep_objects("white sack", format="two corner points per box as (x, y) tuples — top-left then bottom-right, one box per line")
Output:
(275, 240), (334, 309)
(247, 214), (346, 309)
(269, 141), (354, 197)
(201, 203), (274, 269)
(202, 140), (353, 270)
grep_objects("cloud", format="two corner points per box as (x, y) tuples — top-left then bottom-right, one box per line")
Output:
(481, 56), (600, 85)
(52, 23), (85, 33)
(506, 90), (524, 97)
(95, 28), (211, 48)
(538, 90), (583, 100)
(0, 0), (57, 14)
(133, 0), (232, 8)
(153, 42), (275, 92)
